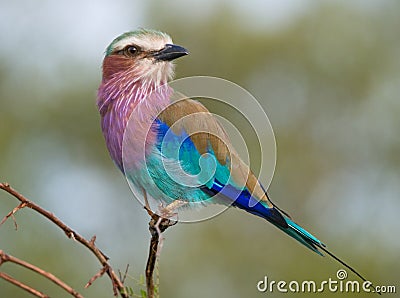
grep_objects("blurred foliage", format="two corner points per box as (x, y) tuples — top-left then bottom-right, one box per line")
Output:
(1, 1), (399, 298)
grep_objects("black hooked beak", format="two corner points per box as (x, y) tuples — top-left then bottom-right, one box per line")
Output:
(152, 44), (189, 62)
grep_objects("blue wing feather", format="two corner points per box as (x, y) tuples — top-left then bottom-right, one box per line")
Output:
(153, 118), (324, 255)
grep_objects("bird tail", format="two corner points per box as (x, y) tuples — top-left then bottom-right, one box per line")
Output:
(228, 189), (379, 291)
(233, 190), (326, 255)
(202, 180), (325, 254)
(203, 181), (378, 291)
(276, 216), (325, 255)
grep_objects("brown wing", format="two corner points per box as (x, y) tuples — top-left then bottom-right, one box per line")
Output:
(158, 98), (273, 207)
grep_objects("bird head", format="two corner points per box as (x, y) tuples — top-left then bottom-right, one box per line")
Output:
(102, 29), (188, 86)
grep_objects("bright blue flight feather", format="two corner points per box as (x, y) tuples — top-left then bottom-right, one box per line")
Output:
(153, 117), (324, 255)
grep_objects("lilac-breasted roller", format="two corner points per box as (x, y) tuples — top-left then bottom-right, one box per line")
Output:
(97, 29), (371, 283)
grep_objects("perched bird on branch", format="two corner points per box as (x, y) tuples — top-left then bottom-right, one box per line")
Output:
(97, 29), (373, 285)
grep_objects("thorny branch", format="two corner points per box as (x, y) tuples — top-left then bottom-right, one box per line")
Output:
(142, 189), (186, 298)
(0, 182), (186, 298)
(0, 182), (129, 298)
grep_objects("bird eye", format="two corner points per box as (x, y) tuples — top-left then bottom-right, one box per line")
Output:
(125, 46), (138, 56)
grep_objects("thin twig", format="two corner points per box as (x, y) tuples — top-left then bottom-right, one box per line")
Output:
(0, 182), (129, 298)
(0, 272), (49, 298)
(118, 264), (130, 284)
(146, 214), (173, 298)
(0, 201), (26, 229)
(85, 265), (109, 289)
(143, 195), (185, 298)
(0, 250), (81, 298)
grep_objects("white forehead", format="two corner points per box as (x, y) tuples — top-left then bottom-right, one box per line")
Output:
(113, 33), (173, 52)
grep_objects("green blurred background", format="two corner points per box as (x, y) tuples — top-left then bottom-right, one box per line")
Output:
(1, 0), (399, 297)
